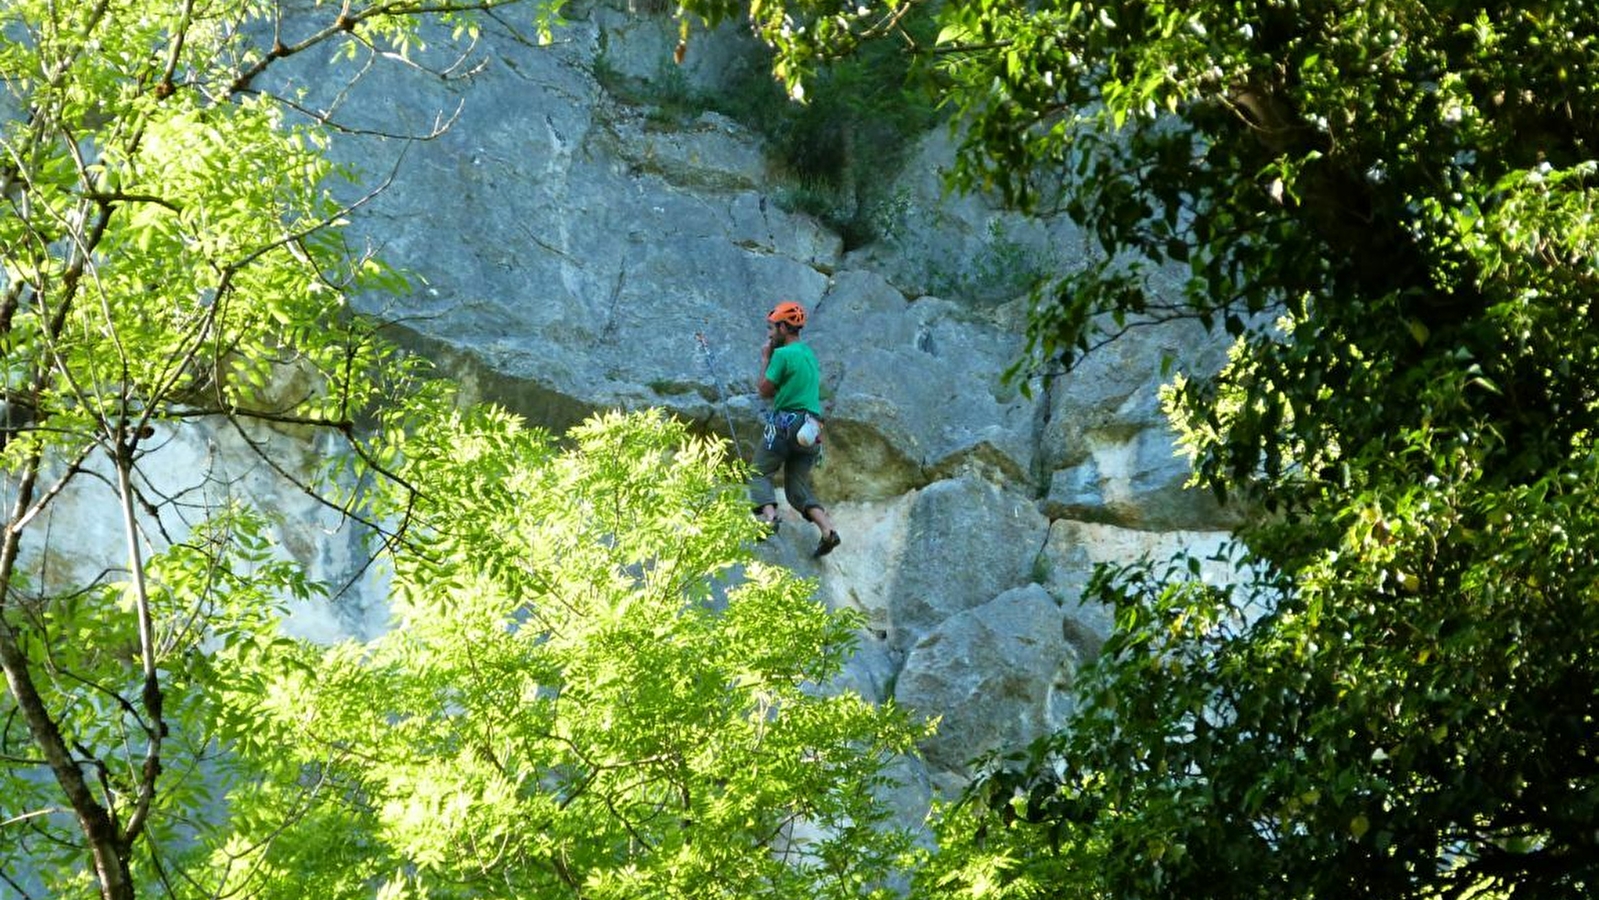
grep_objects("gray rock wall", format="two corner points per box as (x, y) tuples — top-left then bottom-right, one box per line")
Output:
(294, 2), (1243, 791)
(15, 0), (1243, 819)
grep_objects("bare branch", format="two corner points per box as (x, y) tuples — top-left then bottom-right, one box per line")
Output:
(226, 0), (525, 97)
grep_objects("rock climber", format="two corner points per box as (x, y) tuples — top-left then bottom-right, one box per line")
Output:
(750, 300), (841, 558)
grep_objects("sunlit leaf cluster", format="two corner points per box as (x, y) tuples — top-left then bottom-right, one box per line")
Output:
(200, 408), (927, 900)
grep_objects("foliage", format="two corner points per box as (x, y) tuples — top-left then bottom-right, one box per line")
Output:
(925, 218), (1057, 306)
(665, 0), (1599, 897)
(940, 3), (1599, 899)
(939, 441), (1599, 898)
(0, 0), (462, 894)
(595, 19), (940, 246)
(0, 1), (522, 895)
(203, 406), (926, 899)
(2, 1), (924, 898)
(757, 29), (943, 248)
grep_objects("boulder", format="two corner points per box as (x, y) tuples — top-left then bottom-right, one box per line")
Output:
(895, 585), (1079, 790)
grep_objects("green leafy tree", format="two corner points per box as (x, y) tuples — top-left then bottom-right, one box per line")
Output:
(2, 1), (925, 898)
(205, 404), (926, 899)
(0, 1), (542, 895)
(665, 0), (1599, 897)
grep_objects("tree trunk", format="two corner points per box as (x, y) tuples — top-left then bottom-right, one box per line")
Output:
(0, 474), (134, 900)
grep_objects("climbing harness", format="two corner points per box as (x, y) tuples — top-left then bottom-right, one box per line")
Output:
(762, 409), (823, 453)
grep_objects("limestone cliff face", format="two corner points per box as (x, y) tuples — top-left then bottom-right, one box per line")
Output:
(300, 3), (1244, 797)
(24, 2), (1239, 809)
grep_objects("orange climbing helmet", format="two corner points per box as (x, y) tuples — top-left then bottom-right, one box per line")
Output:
(766, 300), (807, 329)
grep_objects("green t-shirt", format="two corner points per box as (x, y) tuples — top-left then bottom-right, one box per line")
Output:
(766, 341), (822, 416)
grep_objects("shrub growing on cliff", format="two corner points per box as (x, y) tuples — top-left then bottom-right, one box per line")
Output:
(594, 16), (939, 247)
(672, 0), (1599, 896)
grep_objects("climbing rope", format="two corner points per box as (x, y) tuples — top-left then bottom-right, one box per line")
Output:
(695, 331), (745, 461)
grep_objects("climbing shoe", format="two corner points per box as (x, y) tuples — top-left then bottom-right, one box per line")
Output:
(813, 530), (841, 558)
(757, 516), (780, 540)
